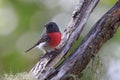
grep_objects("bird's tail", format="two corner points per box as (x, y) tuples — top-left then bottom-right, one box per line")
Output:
(25, 45), (36, 53)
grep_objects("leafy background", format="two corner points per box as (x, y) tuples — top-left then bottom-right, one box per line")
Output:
(0, 0), (120, 80)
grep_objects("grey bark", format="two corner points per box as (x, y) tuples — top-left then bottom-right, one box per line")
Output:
(30, 0), (120, 80)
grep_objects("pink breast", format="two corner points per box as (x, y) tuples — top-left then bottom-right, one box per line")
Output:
(48, 32), (61, 47)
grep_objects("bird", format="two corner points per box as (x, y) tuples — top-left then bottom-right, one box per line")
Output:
(25, 22), (61, 53)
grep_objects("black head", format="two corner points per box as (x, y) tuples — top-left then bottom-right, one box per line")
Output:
(45, 22), (60, 33)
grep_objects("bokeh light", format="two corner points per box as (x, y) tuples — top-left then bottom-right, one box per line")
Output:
(16, 32), (39, 53)
(59, 0), (76, 12)
(0, 5), (18, 36)
(107, 60), (120, 80)
(52, 13), (71, 32)
(38, 0), (59, 9)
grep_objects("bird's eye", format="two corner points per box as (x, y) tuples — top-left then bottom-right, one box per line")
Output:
(50, 26), (53, 27)
(50, 24), (53, 28)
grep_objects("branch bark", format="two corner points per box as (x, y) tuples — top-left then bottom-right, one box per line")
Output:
(29, 0), (120, 80)
(71, 0), (120, 75)
(30, 0), (99, 80)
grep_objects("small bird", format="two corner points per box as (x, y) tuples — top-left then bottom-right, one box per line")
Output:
(25, 22), (61, 53)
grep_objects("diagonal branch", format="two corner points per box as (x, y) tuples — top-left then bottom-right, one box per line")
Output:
(51, 0), (120, 80)
(71, 0), (120, 75)
(29, 0), (99, 80)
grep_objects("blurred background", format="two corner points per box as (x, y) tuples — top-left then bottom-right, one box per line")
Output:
(0, 0), (120, 80)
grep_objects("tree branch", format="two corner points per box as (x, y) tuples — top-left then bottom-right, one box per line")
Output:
(29, 0), (120, 80)
(71, 0), (120, 75)
(52, 0), (120, 80)
(29, 0), (99, 80)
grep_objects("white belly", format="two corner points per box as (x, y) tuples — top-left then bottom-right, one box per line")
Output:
(36, 42), (53, 53)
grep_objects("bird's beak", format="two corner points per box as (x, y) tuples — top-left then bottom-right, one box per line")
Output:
(44, 24), (47, 27)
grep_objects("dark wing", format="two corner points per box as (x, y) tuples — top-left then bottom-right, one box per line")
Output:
(25, 33), (49, 53)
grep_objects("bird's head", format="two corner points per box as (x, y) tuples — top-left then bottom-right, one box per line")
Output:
(44, 22), (60, 33)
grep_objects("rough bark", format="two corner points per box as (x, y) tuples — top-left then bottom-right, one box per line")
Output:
(30, 0), (99, 80)
(71, 0), (120, 75)
(30, 0), (120, 80)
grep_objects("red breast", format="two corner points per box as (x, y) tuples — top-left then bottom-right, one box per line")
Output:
(48, 32), (61, 48)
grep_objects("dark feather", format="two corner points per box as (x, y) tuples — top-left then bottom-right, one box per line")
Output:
(25, 34), (49, 53)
